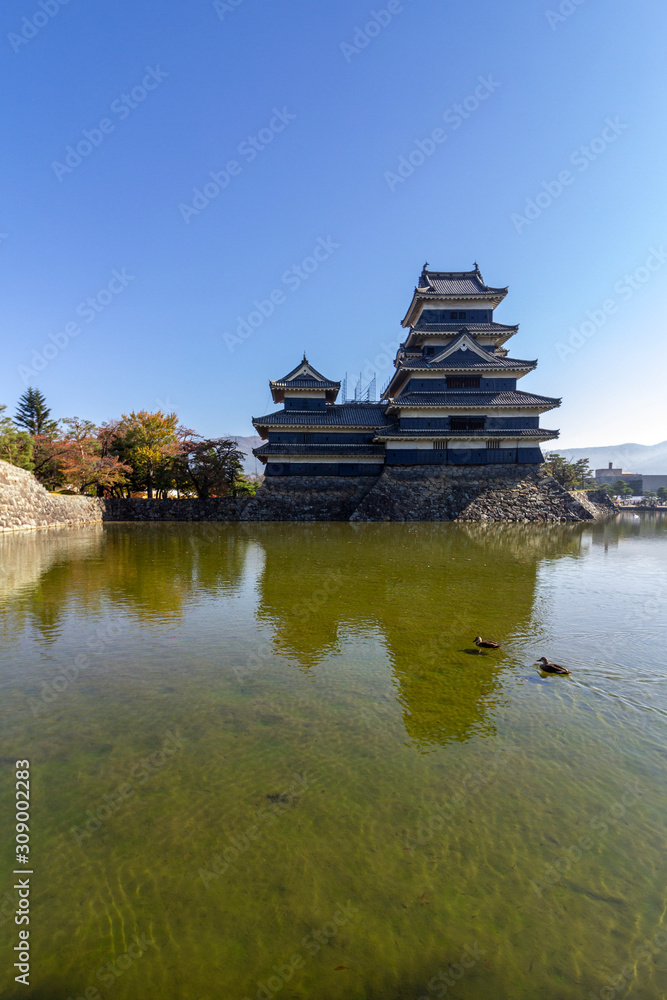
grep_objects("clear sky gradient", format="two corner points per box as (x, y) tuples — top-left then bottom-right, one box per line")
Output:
(1, 0), (665, 447)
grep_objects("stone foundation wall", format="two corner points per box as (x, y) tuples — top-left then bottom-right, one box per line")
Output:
(568, 489), (618, 519)
(101, 497), (248, 521)
(240, 476), (377, 521)
(0, 460), (103, 532)
(350, 466), (614, 522)
(99, 479), (377, 522)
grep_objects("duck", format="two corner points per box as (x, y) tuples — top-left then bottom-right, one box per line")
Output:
(536, 657), (570, 675)
(474, 636), (501, 651)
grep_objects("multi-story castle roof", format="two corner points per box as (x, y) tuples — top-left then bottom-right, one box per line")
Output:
(402, 264), (509, 327)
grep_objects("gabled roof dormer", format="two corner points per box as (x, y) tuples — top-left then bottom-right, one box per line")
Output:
(431, 330), (495, 364)
(269, 355), (340, 403)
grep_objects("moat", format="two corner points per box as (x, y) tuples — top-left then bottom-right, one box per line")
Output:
(1, 517), (666, 1000)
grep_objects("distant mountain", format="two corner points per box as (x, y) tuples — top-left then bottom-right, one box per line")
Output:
(554, 441), (667, 475)
(232, 435), (263, 476)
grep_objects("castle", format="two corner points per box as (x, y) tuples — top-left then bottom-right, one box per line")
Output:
(253, 265), (560, 476)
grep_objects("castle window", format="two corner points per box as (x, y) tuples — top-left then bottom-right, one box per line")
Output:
(486, 440), (500, 450)
(450, 311), (467, 320)
(433, 440), (447, 450)
(448, 377), (480, 389)
(450, 417), (485, 431)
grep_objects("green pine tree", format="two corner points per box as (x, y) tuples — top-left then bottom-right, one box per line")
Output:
(14, 387), (57, 436)
(0, 404), (34, 470)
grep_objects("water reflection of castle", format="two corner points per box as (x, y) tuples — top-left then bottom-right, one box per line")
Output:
(251, 523), (585, 749)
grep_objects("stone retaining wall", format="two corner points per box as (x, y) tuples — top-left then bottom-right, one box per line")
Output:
(568, 489), (618, 519)
(240, 476), (376, 521)
(0, 460), (103, 533)
(350, 467), (615, 522)
(100, 497), (248, 521)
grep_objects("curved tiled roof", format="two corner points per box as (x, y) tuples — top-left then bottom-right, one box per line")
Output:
(413, 321), (519, 333)
(387, 391), (561, 409)
(417, 270), (508, 297)
(271, 358), (339, 388)
(269, 359), (341, 404)
(396, 353), (537, 371)
(403, 267), (510, 327)
(253, 404), (388, 428)
(270, 377), (340, 390)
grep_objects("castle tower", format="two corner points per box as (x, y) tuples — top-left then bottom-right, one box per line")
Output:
(377, 265), (560, 465)
(252, 357), (385, 477)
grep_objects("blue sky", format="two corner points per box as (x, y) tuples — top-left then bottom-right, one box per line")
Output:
(1, 0), (665, 448)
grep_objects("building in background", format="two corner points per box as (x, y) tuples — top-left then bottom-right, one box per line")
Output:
(642, 475), (667, 491)
(594, 463), (667, 494)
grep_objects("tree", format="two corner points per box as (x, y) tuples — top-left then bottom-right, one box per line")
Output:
(0, 404), (34, 470)
(14, 387), (57, 436)
(181, 437), (246, 498)
(657, 487), (667, 503)
(57, 417), (131, 495)
(31, 433), (68, 490)
(597, 483), (616, 498)
(543, 453), (595, 489)
(236, 475), (261, 497)
(111, 411), (180, 498)
(611, 479), (635, 499)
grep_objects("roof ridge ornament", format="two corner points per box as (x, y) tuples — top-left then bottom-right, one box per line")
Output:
(417, 261), (430, 291)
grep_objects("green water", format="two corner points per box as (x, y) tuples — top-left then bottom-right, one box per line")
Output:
(0, 518), (666, 1000)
